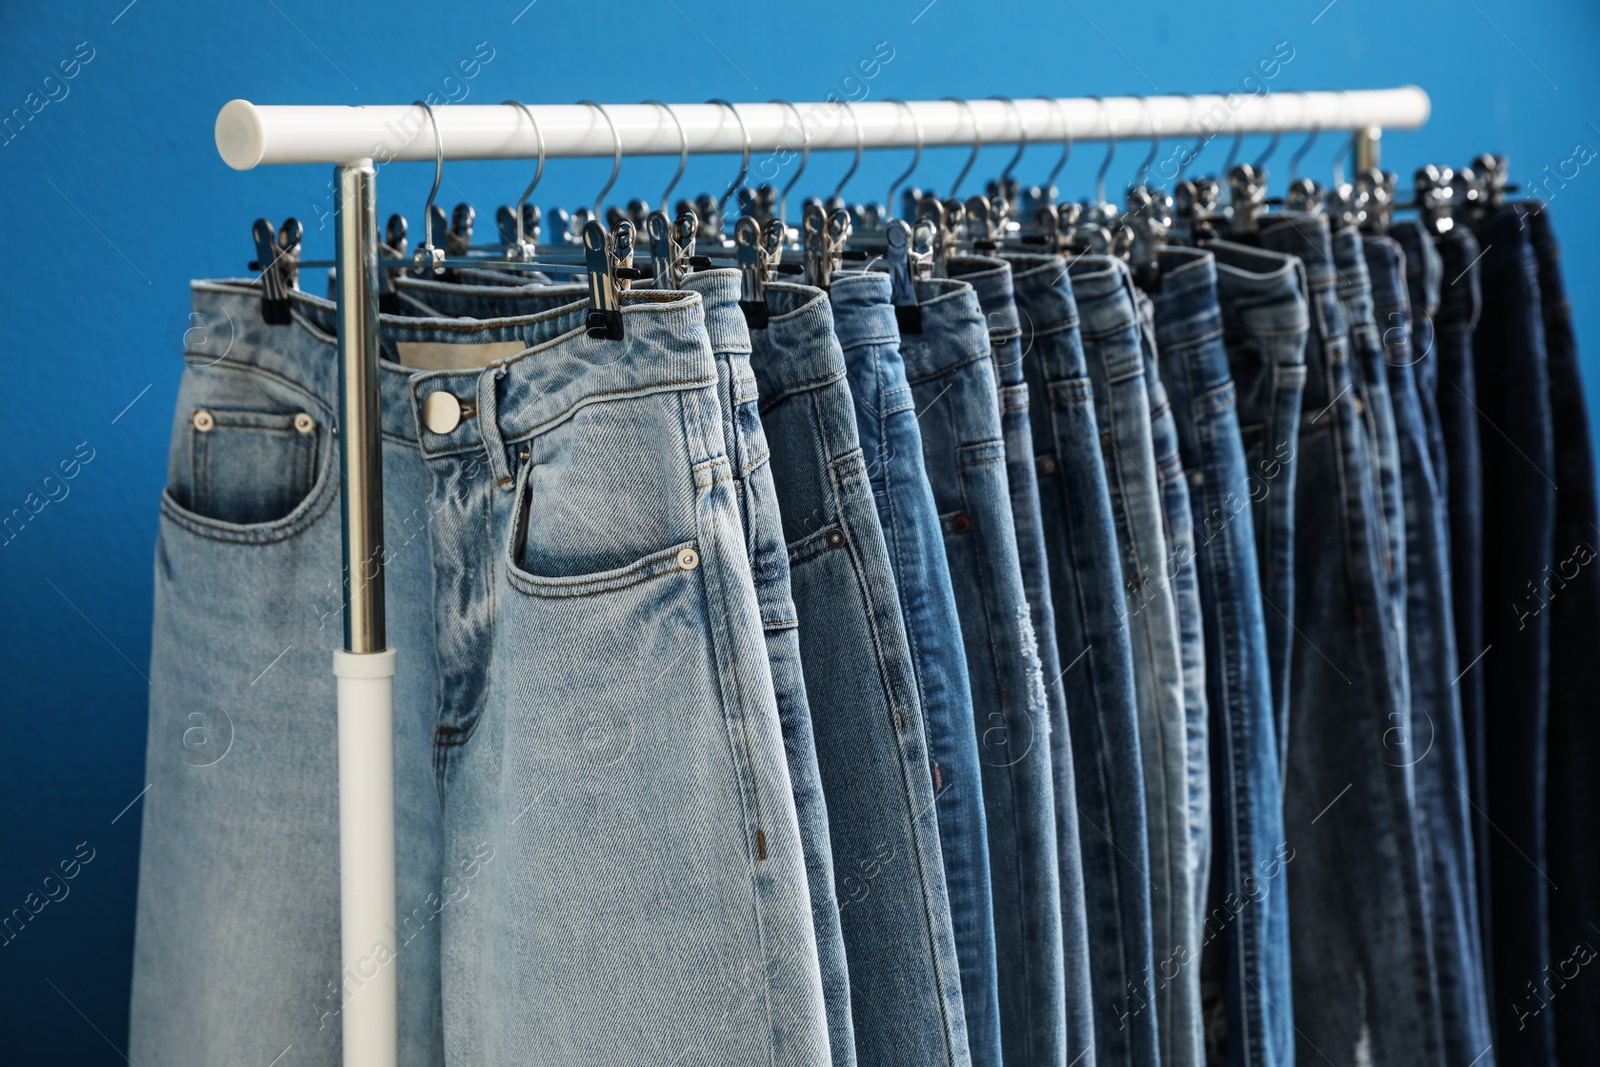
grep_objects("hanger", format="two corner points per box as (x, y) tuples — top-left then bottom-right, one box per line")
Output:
(1283, 120), (1323, 215)
(1121, 97), (1167, 289)
(497, 100), (546, 262)
(576, 100), (637, 340)
(982, 96), (1026, 225)
(643, 101), (696, 290)
(249, 217), (302, 325)
(884, 99), (923, 223)
(827, 99), (866, 214)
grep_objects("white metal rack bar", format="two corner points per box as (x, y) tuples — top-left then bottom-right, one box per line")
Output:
(214, 86), (1429, 1067)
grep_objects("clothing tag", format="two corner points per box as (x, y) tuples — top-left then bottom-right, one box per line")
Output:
(395, 340), (526, 371)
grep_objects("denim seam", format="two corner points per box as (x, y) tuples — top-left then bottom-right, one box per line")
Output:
(1023, 316), (1082, 340)
(755, 367), (850, 412)
(159, 433), (339, 545)
(905, 348), (990, 387)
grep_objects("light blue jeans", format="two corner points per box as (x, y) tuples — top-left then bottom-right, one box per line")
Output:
(133, 281), (832, 1066)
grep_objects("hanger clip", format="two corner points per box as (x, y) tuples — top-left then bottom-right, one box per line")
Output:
(583, 219), (625, 341)
(735, 216), (770, 328)
(803, 202), (851, 291)
(1354, 168), (1396, 235)
(1226, 164), (1268, 237)
(1409, 165), (1455, 236)
(376, 213), (407, 313)
(1470, 153), (1511, 211)
(1285, 178), (1324, 216)
(1123, 187), (1168, 293)
(886, 218), (934, 334)
(250, 217), (302, 326)
(497, 203), (541, 262)
(965, 194), (1007, 254)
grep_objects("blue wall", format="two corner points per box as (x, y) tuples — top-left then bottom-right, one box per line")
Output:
(2, 0), (1596, 1060)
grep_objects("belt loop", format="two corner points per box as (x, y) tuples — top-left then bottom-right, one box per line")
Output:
(476, 363), (513, 486)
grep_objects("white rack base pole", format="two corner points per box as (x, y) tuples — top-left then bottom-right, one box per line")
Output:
(333, 159), (396, 1067)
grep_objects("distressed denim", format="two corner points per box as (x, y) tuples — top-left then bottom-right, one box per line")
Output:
(953, 254), (1088, 1067)
(1256, 213), (1439, 1067)
(1012, 253), (1153, 1067)
(133, 281), (833, 1066)
(1137, 286), (1210, 1067)
(901, 274), (1066, 1067)
(1432, 226), (1491, 970)
(831, 271), (1003, 1067)
(1073, 255), (1196, 1067)
(1371, 231), (1495, 1067)
(750, 281), (971, 1067)
(1528, 203), (1600, 1067)
(1332, 227), (1410, 716)
(1155, 247), (1292, 1067)
(1205, 242), (1306, 782)
(387, 271), (859, 1064)
(1472, 204), (1557, 1067)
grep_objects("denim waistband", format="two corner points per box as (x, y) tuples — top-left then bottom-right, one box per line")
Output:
(189, 279), (717, 462)
(1150, 247), (1223, 348)
(1066, 255), (1138, 340)
(746, 281), (849, 405)
(900, 276), (991, 384)
(828, 272), (900, 351)
(1434, 227), (1482, 334)
(1206, 240), (1310, 341)
(1363, 235), (1409, 316)
(1391, 221), (1442, 320)
(1002, 253), (1078, 336)
(1259, 213), (1339, 292)
(1329, 226), (1374, 304)
(949, 254), (1022, 389)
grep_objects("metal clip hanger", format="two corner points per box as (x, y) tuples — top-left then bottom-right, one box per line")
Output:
(250, 216), (302, 325)
(886, 217), (935, 333)
(1354, 167), (1396, 235)
(803, 200), (852, 290)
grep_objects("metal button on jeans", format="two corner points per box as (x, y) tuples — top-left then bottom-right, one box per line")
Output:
(423, 392), (462, 434)
(676, 547), (700, 570)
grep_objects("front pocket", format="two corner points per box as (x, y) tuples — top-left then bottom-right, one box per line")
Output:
(170, 406), (326, 527)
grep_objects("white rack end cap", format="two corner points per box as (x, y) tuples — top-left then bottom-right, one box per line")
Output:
(216, 99), (266, 171)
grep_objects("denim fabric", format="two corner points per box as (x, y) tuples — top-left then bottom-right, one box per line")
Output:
(901, 274), (1068, 1067)
(134, 281), (834, 1066)
(951, 254), (1088, 1067)
(1527, 204), (1600, 1067)
(1011, 253), (1154, 1067)
(1393, 225), (1450, 488)
(1370, 231), (1496, 1067)
(1138, 286), (1210, 1067)
(1255, 213), (1440, 1067)
(1432, 226), (1491, 973)
(750, 281), (972, 1067)
(1073, 254), (1197, 1067)
(386, 271), (860, 1064)
(830, 271), (1003, 1067)
(1471, 204), (1558, 1067)
(1155, 247), (1292, 1067)
(1207, 241), (1306, 778)
(1331, 227), (1410, 715)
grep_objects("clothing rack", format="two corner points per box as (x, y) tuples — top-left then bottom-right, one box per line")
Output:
(211, 86), (1430, 1067)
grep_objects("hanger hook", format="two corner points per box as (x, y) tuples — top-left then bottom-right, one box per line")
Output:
(645, 100), (687, 207)
(773, 99), (810, 230)
(1177, 94), (1200, 182)
(831, 99), (865, 201)
(1135, 96), (1160, 190)
(415, 99), (444, 253)
(708, 98), (750, 223)
(885, 99), (923, 221)
(946, 97), (982, 199)
(577, 100), (622, 222)
(1288, 119), (1320, 183)
(1222, 126), (1245, 173)
(1332, 92), (1355, 186)
(994, 96), (1027, 182)
(1042, 96), (1071, 195)
(1254, 95), (1281, 169)
(505, 100), (545, 248)
(1092, 96), (1118, 206)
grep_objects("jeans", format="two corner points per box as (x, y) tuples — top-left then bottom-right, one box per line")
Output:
(750, 281), (972, 1067)
(1432, 226), (1491, 974)
(1527, 203), (1600, 1067)
(1207, 241), (1306, 780)
(1256, 213), (1439, 1067)
(1472, 204), (1557, 1067)
(1371, 230), (1495, 1067)
(1138, 286), (1210, 1067)
(388, 270), (860, 1064)
(1331, 227), (1410, 715)
(950, 254), (1084, 1067)
(1012, 253), (1155, 1067)
(133, 281), (834, 1066)
(1155, 247), (1292, 1067)
(902, 272), (1065, 1067)
(1073, 254), (1196, 1067)
(831, 271), (1003, 1067)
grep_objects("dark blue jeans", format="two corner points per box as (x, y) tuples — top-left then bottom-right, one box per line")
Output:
(1432, 225), (1492, 976)
(1158, 246), (1294, 1067)
(831, 271), (1004, 1067)
(1372, 230), (1496, 1067)
(1527, 203), (1600, 1067)
(1256, 213), (1440, 1067)
(902, 275), (1064, 1067)
(955, 255), (1093, 1067)
(1014, 254), (1158, 1067)
(1471, 204), (1558, 1067)
(751, 281), (972, 1067)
